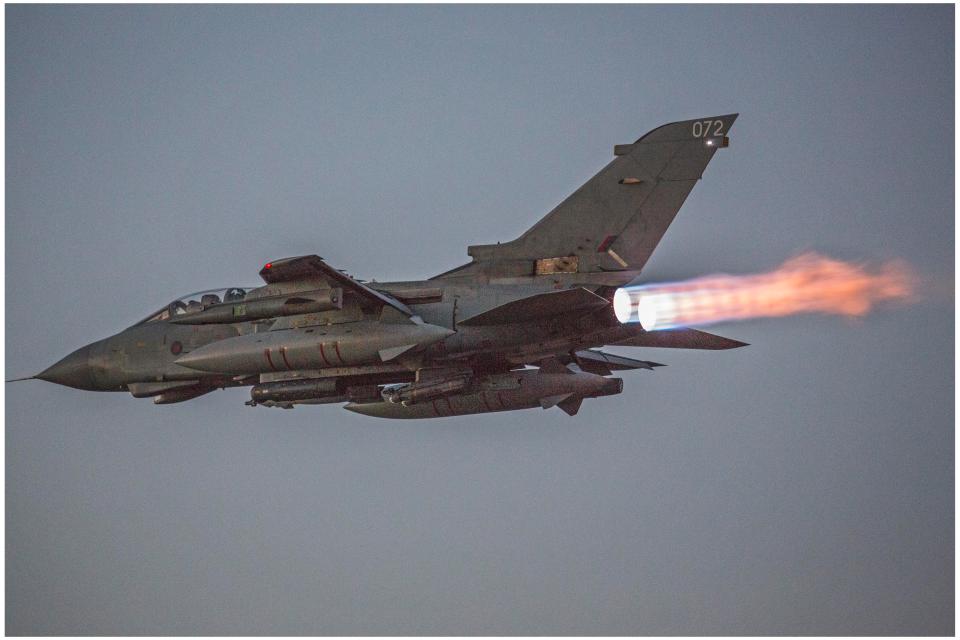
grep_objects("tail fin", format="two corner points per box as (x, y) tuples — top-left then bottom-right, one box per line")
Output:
(435, 114), (737, 283)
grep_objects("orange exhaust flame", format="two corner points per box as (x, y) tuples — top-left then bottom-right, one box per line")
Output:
(614, 252), (917, 331)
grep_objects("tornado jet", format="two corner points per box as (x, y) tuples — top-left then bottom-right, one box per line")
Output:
(25, 114), (747, 418)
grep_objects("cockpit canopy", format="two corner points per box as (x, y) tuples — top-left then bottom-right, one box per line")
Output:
(136, 287), (254, 325)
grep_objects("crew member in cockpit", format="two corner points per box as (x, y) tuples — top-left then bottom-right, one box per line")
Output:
(224, 288), (246, 302)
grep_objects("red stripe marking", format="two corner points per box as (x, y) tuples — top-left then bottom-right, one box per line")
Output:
(597, 234), (617, 252)
(432, 399), (441, 417)
(333, 341), (346, 364)
(280, 346), (292, 370)
(318, 343), (332, 366)
(480, 392), (493, 412)
(264, 348), (278, 372)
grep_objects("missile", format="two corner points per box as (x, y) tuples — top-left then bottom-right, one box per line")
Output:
(152, 385), (214, 404)
(175, 321), (453, 375)
(346, 368), (622, 419)
(127, 379), (202, 399)
(382, 375), (470, 405)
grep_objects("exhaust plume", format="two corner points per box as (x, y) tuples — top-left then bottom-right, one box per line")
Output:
(614, 252), (916, 331)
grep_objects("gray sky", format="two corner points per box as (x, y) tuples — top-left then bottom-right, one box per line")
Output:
(6, 4), (953, 635)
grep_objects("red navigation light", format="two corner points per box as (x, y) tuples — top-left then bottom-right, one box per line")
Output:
(264, 262), (272, 270)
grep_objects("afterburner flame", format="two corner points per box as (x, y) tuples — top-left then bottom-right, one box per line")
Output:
(614, 252), (916, 331)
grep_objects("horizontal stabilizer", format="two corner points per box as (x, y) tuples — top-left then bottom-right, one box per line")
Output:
(613, 327), (748, 350)
(571, 350), (664, 375)
(458, 287), (609, 327)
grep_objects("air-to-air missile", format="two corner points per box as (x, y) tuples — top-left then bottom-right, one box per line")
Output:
(22, 115), (748, 418)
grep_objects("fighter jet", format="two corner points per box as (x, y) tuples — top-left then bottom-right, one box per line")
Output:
(25, 114), (747, 418)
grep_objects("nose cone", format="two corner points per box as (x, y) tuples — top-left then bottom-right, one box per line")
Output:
(37, 345), (95, 390)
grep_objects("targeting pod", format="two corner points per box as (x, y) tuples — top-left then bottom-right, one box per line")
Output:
(251, 378), (342, 404)
(248, 380), (381, 407)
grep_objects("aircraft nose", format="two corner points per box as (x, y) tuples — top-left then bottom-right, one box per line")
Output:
(37, 345), (95, 390)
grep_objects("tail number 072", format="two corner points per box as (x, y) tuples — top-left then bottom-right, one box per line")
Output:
(692, 120), (724, 138)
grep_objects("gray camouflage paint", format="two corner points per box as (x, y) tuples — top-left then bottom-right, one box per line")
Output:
(7, 5), (952, 635)
(34, 114), (746, 418)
